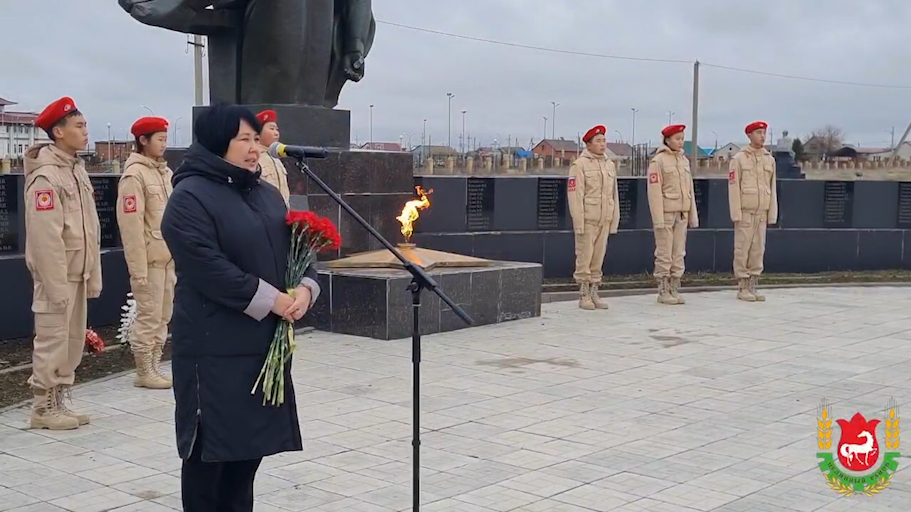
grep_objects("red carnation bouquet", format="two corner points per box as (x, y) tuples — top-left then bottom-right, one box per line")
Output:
(253, 210), (341, 406)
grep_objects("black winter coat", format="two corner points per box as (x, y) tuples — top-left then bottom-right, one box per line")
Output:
(161, 143), (316, 462)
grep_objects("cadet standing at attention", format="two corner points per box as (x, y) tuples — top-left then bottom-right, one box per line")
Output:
(24, 97), (101, 430)
(729, 121), (778, 302)
(647, 124), (698, 305)
(567, 125), (619, 310)
(116, 116), (174, 389)
(255, 110), (291, 207)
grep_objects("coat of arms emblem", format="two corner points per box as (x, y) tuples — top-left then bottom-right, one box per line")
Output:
(817, 398), (902, 496)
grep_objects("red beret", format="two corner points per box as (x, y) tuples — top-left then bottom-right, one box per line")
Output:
(745, 121), (768, 134)
(131, 116), (169, 137)
(256, 110), (277, 125)
(582, 125), (606, 143)
(35, 97), (78, 131)
(661, 124), (686, 138)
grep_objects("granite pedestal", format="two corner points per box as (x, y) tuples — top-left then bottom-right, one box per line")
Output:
(191, 104), (351, 149)
(304, 261), (543, 340)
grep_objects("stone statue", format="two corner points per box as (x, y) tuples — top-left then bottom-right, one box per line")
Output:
(776, 129), (794, 157)
(119, 0), (376, 108)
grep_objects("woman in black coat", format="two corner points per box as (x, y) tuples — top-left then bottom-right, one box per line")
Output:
(161, 103), (320, 512)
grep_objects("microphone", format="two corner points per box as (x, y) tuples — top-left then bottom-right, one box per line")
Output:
(268, 142), (329, 160)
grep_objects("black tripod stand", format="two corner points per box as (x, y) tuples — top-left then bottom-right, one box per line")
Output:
(294, 158), (473, 511)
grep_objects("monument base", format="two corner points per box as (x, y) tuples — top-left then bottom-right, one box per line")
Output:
(192, 104), (351, 149)
(304, 261), (542, 340)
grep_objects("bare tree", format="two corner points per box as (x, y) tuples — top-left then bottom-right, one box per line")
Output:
(807, 124), (845, 158)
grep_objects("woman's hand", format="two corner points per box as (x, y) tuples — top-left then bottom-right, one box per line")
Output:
(271, 292), (296, 321)
(283, 286), (312, 322)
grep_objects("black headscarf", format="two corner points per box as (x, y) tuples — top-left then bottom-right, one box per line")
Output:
(193, 103), (262, 158)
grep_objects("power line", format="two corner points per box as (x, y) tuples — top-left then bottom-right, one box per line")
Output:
(376, 20), (689, 65)
(377, 20), (911, 90)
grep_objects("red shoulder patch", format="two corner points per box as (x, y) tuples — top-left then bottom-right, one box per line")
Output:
(567, 177), (576, 191)
(35, 190), (54, 211)
(123, 195), (138, 213)
(729, 170), (736, 183)
(648, 172), (659, 184)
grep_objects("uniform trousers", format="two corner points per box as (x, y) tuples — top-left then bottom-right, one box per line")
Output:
(130, 264), (175, 354)
(733, 211), (768, 279)
(653, 211), (689, 278)
(28, 279), (87, 391)
(573, 221), (610, 283)
(181, 425), (262, 512)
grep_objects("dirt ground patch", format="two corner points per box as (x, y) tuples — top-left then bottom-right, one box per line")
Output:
(0, 326), (171, 409)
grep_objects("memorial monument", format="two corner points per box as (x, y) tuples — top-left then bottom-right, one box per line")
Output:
(119, 0), (376, 147)
(311, 186), (542, 340)
(773, 129), (805, 179)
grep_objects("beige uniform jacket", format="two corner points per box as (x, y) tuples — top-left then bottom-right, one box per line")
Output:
(646, 145), (699, 228)
(23, 144), (102, 305)
(116, 153), (173, 282)
(567, 149), (620, 235)
(728, 146), (778, 224)
(258, 148), (290, 207)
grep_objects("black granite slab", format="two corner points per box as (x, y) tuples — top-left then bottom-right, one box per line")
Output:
(90, 176), (121, 249)
(0, 174), (21, 254)
(306, 261), (542, 340)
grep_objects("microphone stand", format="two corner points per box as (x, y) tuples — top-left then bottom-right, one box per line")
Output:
(293, 158), (473, 511)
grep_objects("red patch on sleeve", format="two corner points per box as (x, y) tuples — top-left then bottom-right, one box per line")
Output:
(35, 190), (54, 210)
(648, 172), (659, 184)
(729, 170), (736, 183)
(567, 177), (576, 192)
(123, 195), (137, 213)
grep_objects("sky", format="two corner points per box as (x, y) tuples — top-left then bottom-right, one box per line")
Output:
(3, 0), (911, 150)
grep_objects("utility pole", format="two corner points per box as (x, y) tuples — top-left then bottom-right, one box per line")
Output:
(690, 60), (700, 172)
(630, 108), (639, 146)
(446, 92), (454, 148)
(193, 35), (204, 106)
(551, 102), (559, 139)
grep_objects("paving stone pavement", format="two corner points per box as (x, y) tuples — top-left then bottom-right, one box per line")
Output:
(2, 286), (911, 511)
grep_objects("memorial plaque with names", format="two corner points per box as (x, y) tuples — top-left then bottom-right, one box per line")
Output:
(898, 183), (911, 228)
(466, 178), (495, 231)
(0, 175), (19, 253)
(823, 181), (853, 228)
(617, 179), (638, 229)
(693, 179), (710, 228)
(90, 176), (120, 248)
(536, 178), (567, 230)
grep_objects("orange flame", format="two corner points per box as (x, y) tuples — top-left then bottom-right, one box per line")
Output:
(397, 185), (433, 243)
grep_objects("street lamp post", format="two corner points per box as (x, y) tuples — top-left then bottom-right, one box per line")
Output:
(140, 105), (153, 115)
(543, 117), (548, 142)
(446, 93), (454, 148)
(551, 102), (559, 139)
(614, 130), (623, 143)
(106, 123), (112, 165)
(667, 111), (675, 124)
(369, 104), (374, 147)
(174, 116), (183, 146)
(630, 108), (639, 146)
(460, 110), (467, 154)
(422, 118), (427, 164)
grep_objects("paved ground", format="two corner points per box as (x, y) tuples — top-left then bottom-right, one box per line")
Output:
(2, 286), (911, 511)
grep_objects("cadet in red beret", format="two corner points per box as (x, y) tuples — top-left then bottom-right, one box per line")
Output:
(567, 124), (618, 310)
(23, 97), (100, 430)
(646, 124), (698, 305)
(116, 116), (175, 390)
(728, 121), (777, 302)
(255, 110), (290, 207)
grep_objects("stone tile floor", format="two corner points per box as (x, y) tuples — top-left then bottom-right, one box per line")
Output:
(2, 286), (911, 511)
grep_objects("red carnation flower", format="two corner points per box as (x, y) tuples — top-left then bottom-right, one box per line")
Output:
(85, 329), (105, 354)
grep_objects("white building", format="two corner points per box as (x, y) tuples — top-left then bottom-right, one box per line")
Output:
(0, 97), (50, 159)
(713, 142), (742, 161)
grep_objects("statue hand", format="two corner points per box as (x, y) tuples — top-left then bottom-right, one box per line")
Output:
(343, 52), (366, 82)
